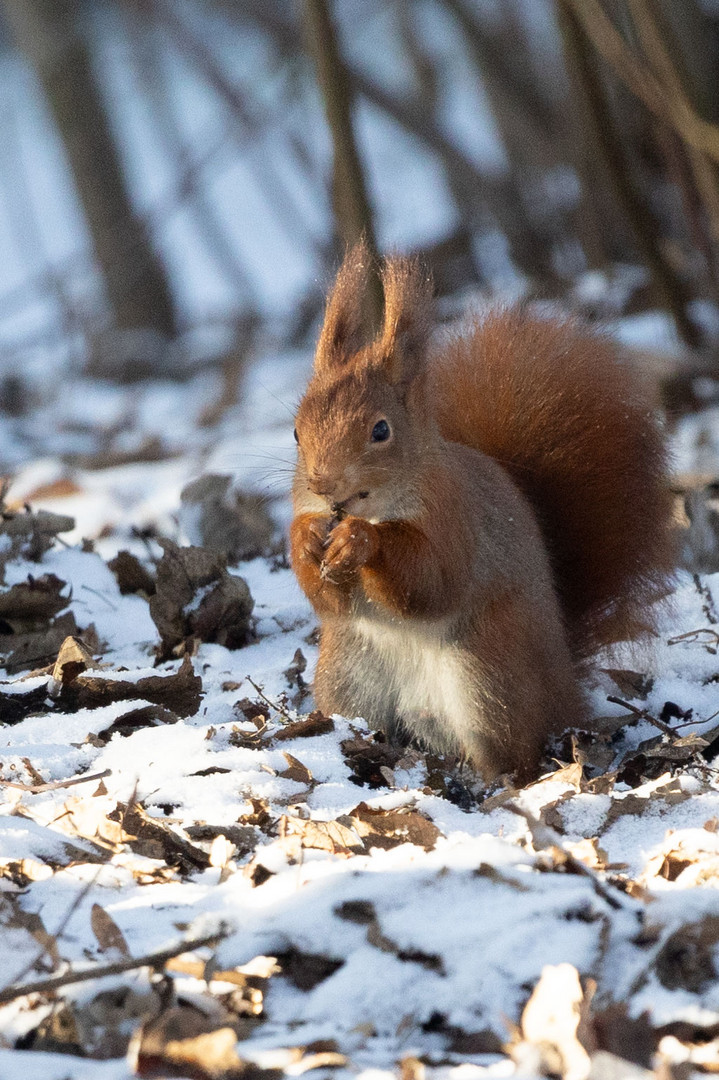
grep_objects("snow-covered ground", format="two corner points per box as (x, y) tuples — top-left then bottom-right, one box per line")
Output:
(1, 0), (718, 1074)
(0, 314), (718, 1079)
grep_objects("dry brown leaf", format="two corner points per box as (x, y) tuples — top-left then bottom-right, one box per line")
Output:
(0, 504), (74, 569)
(0, 610), (80, 675)
(273, 711), (334, 741)
(6, 804), (111, 869)
(185, 824), (257, 856)
(564, 838), (608, 871)
(0, 857), (53, 885)
(399, 1056), (424, 1080)
(180, 474), (273, 564)
(23, 477), (83, 502)
(149, 539), (254, 662)
(600, 669), (654, 699)
(513, 964), (594, 1080)
(107, 550), (156, 597)
(110, 802), (211, 874)
(4, 897), (61, 970)
(589, 1003), (658, 1069)
(603, 779), (692, 830)
(59, 653), (202, 718)
(91, 903), (130, 957)
(0, 573), (69, 624)
(21, 1003), (84, 1056)
(283, 647), (307, 687)
(91, 704), (181, 746)
(348, 802), (441, 852)
(52, 794), (131, 851)
(657, 1034), (719, 1072)
(131, 1005), (278, 1080)
(290, 1050), (347, 1074)
(166, 956), (270, 1016)
(209, 835), (236, 869)
(282, 816), (363, 855)
(279, 753), (313, 785)
(245, 861), (274, 888)
(473, 863), (531, 891)
(341, 733), (407, 789)
(78, 983), (163, 1059)
(541, 792), (576, 833)
(275, 947), (344, 991)
(533, 761), (585, 791)
(51, 634), (98, 684)
(617, 737), (707, 787)
(655, 916), (719, 992)
(240, 798), (271, 829)
(644, 848), (696, 883)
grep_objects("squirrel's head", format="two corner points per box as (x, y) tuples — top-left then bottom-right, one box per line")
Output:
(294, 242), (434, 522)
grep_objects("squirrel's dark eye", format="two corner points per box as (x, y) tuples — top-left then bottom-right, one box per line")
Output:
(293, 427), (299, 444)
(371, 419), (391, 443)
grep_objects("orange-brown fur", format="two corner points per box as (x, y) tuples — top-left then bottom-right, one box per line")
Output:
(290, 243), (676, 781)
(435, 311), (676, 654)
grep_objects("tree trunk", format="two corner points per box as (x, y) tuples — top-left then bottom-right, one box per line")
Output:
(2, 0), (178, 338)
(302, 0), (382, 335)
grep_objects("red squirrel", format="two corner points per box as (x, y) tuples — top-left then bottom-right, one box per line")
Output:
(290, 243), (676, 781)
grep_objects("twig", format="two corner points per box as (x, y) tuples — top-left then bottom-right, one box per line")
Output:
(240, 0), (553, 277)
(80, 584), (118, 612)
(0, 928), (228, 1007)
(443, 0), (559, 141)
(667, 627), (719, 649)
(563, 0), (719, 165)
(674, 707), (719, 731)
(556, 0), (699, 346)
(245, 676), (294, 724)
(0, 768), (111, 794)
(629, 0), (719, 286)
(151, 0), (317, 256)
(302, 0), (382, 333)
(8, 870), (103, 988)
(606, 695), (676, 737)
(507, 804), (634, 913)
(693, 573), (719, 625)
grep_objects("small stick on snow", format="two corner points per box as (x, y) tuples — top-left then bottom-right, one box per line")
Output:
(9, 869), (104, 987)
(0, 768), (112, 794)
(606, 696), (676, 737)
(507, 803), (635, 913)
(0, 928), (229, 1006)
(245, 676), (294, 723)
(693, 573), (718, 625)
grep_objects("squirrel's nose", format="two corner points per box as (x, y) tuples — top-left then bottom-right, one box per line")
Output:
(308, 471), (337, 498)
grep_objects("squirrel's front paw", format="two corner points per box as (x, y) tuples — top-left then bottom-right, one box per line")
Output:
(321, 517), (379, 581)
(291, 514), (331, 568)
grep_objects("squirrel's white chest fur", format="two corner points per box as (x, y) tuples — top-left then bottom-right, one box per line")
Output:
(352, 615), (480, 754)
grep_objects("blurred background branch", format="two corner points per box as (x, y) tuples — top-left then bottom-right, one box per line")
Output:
(0, 0), (719, 390)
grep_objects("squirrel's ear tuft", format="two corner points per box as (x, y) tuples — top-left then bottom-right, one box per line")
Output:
(376, 255), (433, 386)
(315, 241), (372, 373)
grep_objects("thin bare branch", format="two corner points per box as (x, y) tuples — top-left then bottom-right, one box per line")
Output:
(0, 928), (228, 1006)
(557, 0), (700, 347)
(564, 0), (719, 164)
(302, 0), (382, 332)
(0, 768), (111, 794)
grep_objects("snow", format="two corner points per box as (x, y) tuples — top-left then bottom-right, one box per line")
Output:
(0, 6), (717, 1075)
(0, 328), (716, 1078)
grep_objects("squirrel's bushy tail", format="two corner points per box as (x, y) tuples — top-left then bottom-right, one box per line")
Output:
(434, 308), (676, 656)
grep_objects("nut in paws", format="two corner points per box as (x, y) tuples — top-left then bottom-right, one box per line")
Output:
(321, 517), (378, 580)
